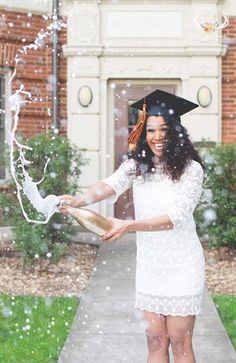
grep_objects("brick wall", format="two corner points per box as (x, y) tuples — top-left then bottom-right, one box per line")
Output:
(222, 17), (236, 144)
(0, 10), (67, 138)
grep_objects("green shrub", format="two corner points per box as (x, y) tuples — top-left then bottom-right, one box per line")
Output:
(0, 132), (88, 262)
(194, 142), (236, 249)
(0, 186), (17, 226)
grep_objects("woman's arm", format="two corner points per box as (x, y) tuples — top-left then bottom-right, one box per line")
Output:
(128, 215), (174, 232)
(60, 158), (136, 210)
(59, 181), (115, 208)
(102, 215), (174, 242)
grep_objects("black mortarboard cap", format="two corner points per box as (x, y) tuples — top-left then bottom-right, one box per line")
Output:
(130, 88), (199, 117)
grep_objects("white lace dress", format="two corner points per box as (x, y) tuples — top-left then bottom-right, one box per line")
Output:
(101, 158), (205, 316)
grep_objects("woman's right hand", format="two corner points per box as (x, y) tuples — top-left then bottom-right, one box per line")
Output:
(58, 195), (82, 215)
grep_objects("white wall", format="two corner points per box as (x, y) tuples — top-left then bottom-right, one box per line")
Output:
(0, 0), (51, 14)
(223, 0), (236, 16)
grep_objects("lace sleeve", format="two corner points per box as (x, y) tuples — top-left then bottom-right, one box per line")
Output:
(101, 158), (136, 204)
(167, 161), (204, 229)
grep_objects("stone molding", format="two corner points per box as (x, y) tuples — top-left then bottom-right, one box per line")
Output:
(63, 45), (228, 58)
(99, 57), (221, 80)
(63, 45), (103, 57)
(63, 0), (222, 3)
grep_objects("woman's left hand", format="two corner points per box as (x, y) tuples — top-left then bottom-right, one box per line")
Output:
(101, 217), (131, 243)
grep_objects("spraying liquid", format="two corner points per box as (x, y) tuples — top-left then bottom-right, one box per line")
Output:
(8, 22), (65, 223)
(7, 19), (111, 232)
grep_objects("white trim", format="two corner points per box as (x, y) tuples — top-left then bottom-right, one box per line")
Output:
(0, 0), (51, 14)
(64, 0), (221, 3)
(99, 79), (109, 216)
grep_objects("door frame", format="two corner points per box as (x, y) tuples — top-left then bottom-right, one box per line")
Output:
(106, 78), (182, 217)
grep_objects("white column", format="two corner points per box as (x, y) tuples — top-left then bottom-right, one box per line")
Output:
(62, 1), (102, 213)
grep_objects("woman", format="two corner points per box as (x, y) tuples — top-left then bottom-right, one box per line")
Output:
(60, 89), (205, 363)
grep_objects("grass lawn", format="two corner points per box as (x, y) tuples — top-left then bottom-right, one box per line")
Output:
(212, 294), (236, 351)
(0, 293), (79, 363)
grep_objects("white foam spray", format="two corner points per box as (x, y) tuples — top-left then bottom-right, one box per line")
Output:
(8, 18), (66, 224)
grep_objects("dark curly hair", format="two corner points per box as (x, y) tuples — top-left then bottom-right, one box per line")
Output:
(128, 115), (205, 182)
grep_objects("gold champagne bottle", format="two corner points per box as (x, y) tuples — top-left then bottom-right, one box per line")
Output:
(64, 206), (113, 237)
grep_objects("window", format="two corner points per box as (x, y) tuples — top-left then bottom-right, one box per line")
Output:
(0, 74), (6, 179)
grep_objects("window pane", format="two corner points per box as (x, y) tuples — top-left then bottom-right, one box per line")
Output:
(128, 100), (140, 134)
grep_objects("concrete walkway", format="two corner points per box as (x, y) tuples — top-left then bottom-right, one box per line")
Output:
(58, 234), (236, 363)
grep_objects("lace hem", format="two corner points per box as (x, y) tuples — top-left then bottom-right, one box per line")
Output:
(135, 291), (202, 316)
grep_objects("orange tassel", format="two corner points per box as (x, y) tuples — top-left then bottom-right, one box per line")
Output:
(128, 102), (146, 151)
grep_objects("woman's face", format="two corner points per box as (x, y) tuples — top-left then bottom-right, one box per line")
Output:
(146, 116), (168, 158)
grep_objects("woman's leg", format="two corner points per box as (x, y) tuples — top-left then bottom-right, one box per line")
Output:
(142, 310), (170, 363)
(167, 314), (196, 363)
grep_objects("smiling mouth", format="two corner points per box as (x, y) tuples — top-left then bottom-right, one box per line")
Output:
(153, 143), (164, 149)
